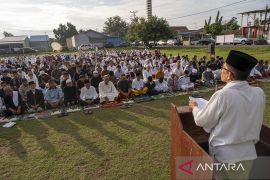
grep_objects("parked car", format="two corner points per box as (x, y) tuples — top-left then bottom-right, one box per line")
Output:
(196, 38), (215, 45)
(78, 44), (94, 51)
(167, 39), (177, 46)
(254, 39), (268, 45)
(157, 40), (167, 46)
(0, 49), (9, 55)
(233, 37), (253, 45)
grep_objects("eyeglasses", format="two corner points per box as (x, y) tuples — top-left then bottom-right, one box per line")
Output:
(222, 66), (235, 77)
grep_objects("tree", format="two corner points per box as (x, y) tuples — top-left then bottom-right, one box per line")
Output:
(126, 19), (142, 43)
(223, 17), (240, 32)
(204, 11), (223, 37)
(53, 22), (78, 46)
(78, 29), (86, 33)
(126, 16), (175, 45)
(103, 16), (128, 39)
(3, 31), (13, 37)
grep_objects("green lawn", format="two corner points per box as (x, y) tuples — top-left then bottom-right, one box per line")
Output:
(1, 46), (270, 60)
(158, 46), (270, 60)
(0, 82), (269, 179)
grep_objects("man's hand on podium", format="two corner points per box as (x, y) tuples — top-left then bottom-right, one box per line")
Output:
(189, 100), (198, 110)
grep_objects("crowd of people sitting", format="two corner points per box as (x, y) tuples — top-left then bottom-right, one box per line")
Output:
(0, 49), (269, 117)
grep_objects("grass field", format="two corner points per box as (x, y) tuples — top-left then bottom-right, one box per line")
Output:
(1, 45), (270, 60)
(0, 82), (269, 179)
(158, 46), (270, 60)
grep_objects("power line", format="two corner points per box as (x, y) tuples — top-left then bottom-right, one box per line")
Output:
(166, 0), (253, 20)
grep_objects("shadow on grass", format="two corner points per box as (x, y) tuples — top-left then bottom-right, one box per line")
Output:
(43, 118), (104, 157)
(117, 110), (167, 134)
(18, 120), (56, 154)
(0, 126), (27, 160)
(69, 115), (129, 145)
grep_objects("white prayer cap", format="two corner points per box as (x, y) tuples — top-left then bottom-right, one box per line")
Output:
(192, 69), (198, 73)
(93, 71), (99, 74)
(39, 71), (46, 75)
(66, 79), (72, 84)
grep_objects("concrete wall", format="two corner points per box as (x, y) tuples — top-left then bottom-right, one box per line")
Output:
(74, 34), (90, 48)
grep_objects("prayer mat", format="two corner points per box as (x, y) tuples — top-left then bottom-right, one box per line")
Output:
(101, 101), (124, 108)
(84, 105), (100, 111)
(0, 116), (20, 123)
(36, 111), (52, 119)
(133, 96), (153, 103)
(152, 94), (165, 100)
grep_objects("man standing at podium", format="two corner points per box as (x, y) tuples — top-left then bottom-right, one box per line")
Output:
(189, 50), (265, 179)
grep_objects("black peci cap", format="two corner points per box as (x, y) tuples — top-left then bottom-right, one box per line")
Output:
(226, 50), (258, 72)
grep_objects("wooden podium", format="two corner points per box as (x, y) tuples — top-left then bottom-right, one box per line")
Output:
(170, 104), (270, 180)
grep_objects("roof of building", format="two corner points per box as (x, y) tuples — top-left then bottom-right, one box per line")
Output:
(30, 35), (49, 42)
(0, 35), (28, 42)
(170, 26), (189, 32)
(239, 8), (270, 15)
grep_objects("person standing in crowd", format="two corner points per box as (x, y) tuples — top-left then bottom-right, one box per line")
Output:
(44, 79), (63, 109)
(27, 81), (44, 112)
(98, 75), (119, 104)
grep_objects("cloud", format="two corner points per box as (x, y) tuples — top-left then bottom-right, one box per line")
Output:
(0, 0), (268, 38)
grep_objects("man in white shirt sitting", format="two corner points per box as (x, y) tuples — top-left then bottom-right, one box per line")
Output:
(172, 61), (184, 78)
(98, 75), (119, 104)
(80, 79), (98, 106)
(178, 70), (194, 91)
(132, 73), (147, 96)
(143, 65), (153, 82)
(154, 77), (169, 93)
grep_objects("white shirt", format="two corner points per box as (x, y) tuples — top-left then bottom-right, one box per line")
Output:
(98, 81), (118, 98)
(25, 75), (40, 88)
(132, 79), (144, 90)
(178, 76), (191, 86)
(172, 67), (183, 77)
(250, 67), (262, 77)
(80, 86), (98, 101)
(192, 81), (265, 163)
(143, 70), (153, 82)
(154, 80), (168, 92)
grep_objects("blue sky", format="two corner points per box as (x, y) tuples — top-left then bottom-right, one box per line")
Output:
(0, 0), (268, 38)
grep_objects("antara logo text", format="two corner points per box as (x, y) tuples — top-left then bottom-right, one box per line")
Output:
(178, 160), (245, 175)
